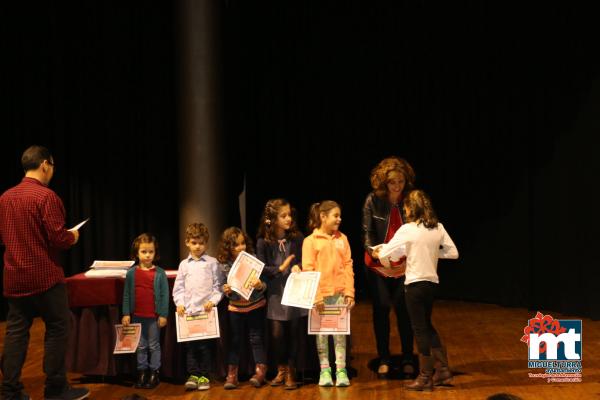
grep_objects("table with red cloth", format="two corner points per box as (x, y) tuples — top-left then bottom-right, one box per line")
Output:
(65, 272), (321, 382)
(66, 272), (193, 380)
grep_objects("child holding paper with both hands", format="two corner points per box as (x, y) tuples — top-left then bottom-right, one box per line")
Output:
(218, 227), (268, 389)
(172, 223), (223, 391)
(302, 200), (355, 388)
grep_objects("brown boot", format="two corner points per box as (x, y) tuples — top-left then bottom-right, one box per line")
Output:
(432, 347), (453, 385)
(405, 355), (434, 391)
(224, 365), (238, 390)
(249, 363), (267, 387)
(284, 365), (298, 390)
(270, 365), (287, 386)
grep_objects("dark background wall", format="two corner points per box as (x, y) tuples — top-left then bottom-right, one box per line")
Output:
(2, 2), (599, 319)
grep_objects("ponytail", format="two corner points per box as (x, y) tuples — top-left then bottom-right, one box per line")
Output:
(404, 190), (438, 229)
(307, 200), (341, 232)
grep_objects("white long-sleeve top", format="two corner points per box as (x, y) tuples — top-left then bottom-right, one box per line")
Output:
(378, 222), (458, 285)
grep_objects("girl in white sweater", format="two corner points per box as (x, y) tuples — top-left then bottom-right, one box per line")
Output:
(374, 190), (458, 391)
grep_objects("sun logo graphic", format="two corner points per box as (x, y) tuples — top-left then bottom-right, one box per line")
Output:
(521, 312), (582, 361)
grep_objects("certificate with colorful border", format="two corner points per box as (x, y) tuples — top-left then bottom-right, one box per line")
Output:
(175, 308), (220, 342)
(114, 323), (141, 354)
(227, 251), (265, 300)
(308, 305), (351, 335)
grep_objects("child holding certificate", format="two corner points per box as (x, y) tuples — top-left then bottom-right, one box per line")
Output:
(256, 198), (306, 390)
(122, 233), (169, 389)
(173, 223), (223, 391)
(218, 227), (268, 389)
(373, 190), (458, 391)
(302, 201), (355, 387)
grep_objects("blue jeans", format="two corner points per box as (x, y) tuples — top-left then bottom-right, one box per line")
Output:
(133, 316), (161, 371)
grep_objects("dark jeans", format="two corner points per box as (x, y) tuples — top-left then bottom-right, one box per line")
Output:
(404, 281), (442, 356)
(368, 270), (414, 363)
(269, 317), (303, 367)
(185, 339), (213, 377)
(227, 307), (266, 365)
(1, 283), (70, 399)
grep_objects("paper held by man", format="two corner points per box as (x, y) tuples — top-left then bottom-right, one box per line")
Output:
(68, 217), (89, 232)
(175, 308), (220, 342)
(308, 305), (351, 335)
(281, 271), (320, 310)
(113, 323), (142, 354)
(227, 251), (265, 300)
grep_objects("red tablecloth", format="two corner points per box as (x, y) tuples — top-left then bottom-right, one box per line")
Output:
(65, 272), (190, 379)
(66, 273), (125, 307)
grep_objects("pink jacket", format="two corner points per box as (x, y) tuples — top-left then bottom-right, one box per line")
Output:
(302, 229), (354, 303)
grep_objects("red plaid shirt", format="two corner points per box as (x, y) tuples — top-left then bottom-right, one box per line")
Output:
(0, 177), (75, 297)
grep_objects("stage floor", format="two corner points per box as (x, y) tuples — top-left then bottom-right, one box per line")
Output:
(1, 300), (599, 399)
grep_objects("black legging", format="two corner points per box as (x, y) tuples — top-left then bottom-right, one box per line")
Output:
(369, 270), (414, 363)
(228, 307), (267, 365)
(404, 281), (443, 356)
(269, 318), (301, 366)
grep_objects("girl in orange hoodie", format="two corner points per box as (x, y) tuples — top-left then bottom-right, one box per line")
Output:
(302, 201), (355, 387)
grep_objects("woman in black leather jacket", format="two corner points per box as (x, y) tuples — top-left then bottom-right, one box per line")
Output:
(362, 156), (417, 378)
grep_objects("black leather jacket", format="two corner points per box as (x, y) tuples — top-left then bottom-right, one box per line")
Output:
(361, 192), (405, 253)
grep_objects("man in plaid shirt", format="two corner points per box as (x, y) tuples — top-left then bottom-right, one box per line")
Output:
(0, 146), (89, 400)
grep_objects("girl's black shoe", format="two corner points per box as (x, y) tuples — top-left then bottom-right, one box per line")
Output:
(144, 370), (160, 389)
(134, 369), (148, 388)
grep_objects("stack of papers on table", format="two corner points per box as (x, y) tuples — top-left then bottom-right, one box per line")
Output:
(84, 260), (135, 278)
(165, 270), (178, 278)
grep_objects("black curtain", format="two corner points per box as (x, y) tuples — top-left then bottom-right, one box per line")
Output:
(2, 2), (600, 321)
(1, 3), (180, 318)
(220, 2), (600, 318)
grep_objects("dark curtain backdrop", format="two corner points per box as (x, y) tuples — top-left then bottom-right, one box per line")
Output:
(220, 2), (600, 318)
(0, 3), (180, 318)
(2, 2), (599, 321)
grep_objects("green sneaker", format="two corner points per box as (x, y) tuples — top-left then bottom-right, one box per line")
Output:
(319, 367), (333, 387)
(185, 375), (199, 390)
(335, 368), (350, 387)
(198, 376), (210, 391)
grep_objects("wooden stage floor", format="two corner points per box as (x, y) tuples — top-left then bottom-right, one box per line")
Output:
(1, 300), (599, 399)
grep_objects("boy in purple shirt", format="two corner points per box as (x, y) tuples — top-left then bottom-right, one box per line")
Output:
(172, 223), (223, 391)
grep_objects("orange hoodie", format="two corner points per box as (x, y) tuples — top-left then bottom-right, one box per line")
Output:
(302, 229), (354, 303)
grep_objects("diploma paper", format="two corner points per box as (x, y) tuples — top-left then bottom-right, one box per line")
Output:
(227, 251), (265, 300)
(281, 271), (320, 309)
(113, 323), (141, 354)
(69, 218), (89, 231)
(90, 260), (135, 269)
(175, 308), (220, 342)
(371, 258), (407, 278)
(308, 305), (351, 335)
